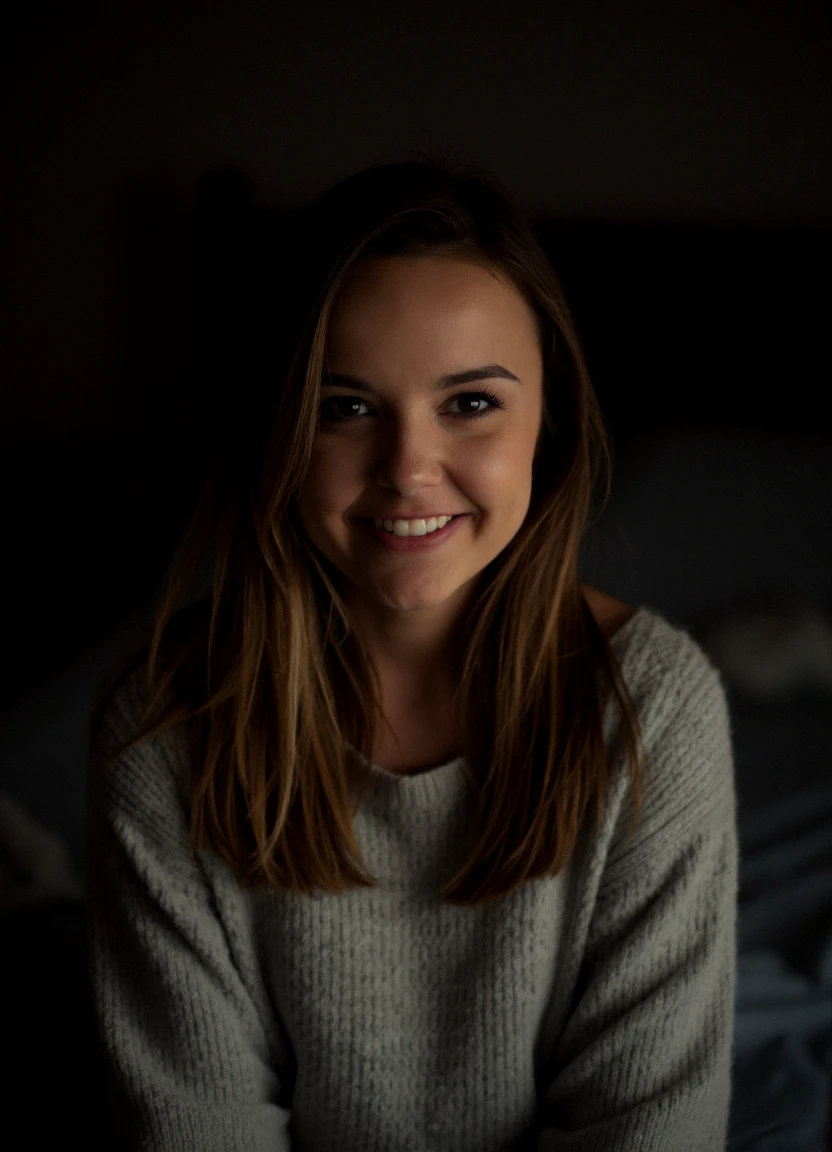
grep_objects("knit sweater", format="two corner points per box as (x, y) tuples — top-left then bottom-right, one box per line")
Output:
(83, 604), (739, 1151)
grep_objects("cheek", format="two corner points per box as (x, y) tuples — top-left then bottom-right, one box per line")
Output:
(470, 444), (535, 529)
(464, 438), (531, 495)
(302, 447), (361, 511)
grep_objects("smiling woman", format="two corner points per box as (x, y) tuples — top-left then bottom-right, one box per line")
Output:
(84, 149), (738, 1152)
(294, 251), (549, 746)
(294, 248), (632, 772)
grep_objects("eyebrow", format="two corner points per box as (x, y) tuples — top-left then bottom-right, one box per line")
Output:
(320, 363), (522, 393)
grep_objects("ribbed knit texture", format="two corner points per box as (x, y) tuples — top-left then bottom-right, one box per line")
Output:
(83, 605), (739, 1151)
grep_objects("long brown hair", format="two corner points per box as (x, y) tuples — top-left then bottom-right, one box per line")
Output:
(90, 148), (652, 908)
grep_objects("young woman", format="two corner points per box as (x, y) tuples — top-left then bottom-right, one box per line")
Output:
(84, 152), (739, 1151)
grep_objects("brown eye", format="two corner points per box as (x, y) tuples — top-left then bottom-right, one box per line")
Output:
(320, 389), (505, 424)
(446, 390), (505, 419)
(320, 397), (368, 422)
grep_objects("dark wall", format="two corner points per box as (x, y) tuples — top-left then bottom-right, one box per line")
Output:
(3, 0), (831, 700)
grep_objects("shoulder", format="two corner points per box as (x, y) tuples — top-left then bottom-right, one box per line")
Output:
(581, 588), (722, 711)
(90, 600), (210, 770)
(599, 605), (736, 871)
(88, 650), (191, 812)
(597, 599), (729, 743)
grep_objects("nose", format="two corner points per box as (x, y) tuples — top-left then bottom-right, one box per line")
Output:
(372, 423), (447, 490)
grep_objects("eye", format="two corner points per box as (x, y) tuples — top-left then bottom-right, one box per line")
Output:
(447, 387), (506, 420)
(319, 388), (506, 424)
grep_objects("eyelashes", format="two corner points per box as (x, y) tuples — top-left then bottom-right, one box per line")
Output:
(320, 388), (506, 424)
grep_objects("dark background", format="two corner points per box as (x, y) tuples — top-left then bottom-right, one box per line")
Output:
(3, 0), (831, 706)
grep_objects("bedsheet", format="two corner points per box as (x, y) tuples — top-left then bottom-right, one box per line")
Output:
(727, 692), (832, 1150)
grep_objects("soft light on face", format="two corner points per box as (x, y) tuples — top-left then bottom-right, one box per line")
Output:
(295, 254), (545, 627)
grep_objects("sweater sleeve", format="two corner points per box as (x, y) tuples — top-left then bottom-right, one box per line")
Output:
(83, 670), (293, 1152)
(535, 657), (740, 1152)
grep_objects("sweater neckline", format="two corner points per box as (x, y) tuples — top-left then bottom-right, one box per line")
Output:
(353, 604), (652, 794)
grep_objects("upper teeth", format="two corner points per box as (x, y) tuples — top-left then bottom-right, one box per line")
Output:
(373, 515), (455, 536)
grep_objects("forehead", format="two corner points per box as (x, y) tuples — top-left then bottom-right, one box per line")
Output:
(328, 255), (539, 359)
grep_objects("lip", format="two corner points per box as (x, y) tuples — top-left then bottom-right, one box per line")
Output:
(355, 513), (469, 552)
(360, 513), (466, 521)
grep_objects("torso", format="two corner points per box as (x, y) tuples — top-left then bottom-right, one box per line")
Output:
(371, 586), (634, 776)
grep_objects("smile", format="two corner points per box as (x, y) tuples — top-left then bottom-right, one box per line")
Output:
(356, 513), (469, 552)
(373, 514), (457, 536)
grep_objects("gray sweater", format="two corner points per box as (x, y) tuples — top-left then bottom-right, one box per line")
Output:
(83, 605), (739, 1151)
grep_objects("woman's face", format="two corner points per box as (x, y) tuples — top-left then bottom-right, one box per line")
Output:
(295, 254), (545, 622)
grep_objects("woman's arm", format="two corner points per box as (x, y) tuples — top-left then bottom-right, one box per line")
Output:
(84, 671), (293, 1151)
(535, 661), (739, 1150)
